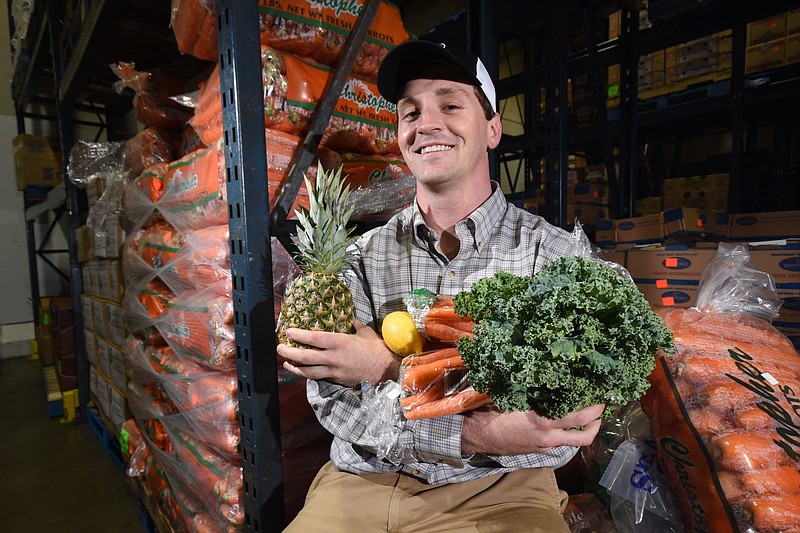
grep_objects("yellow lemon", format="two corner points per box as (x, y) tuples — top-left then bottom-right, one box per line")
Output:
(382, 311), (425, 356)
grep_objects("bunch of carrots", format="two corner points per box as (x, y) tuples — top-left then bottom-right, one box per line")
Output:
(400, 297), (491, 420)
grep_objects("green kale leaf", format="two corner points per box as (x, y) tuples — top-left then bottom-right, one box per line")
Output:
(454, 255), (675, 419)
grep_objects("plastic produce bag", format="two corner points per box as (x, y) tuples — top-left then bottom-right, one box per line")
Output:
(111, 62), (193, 129)
(122, 126), (178, 177)
(640, 245), (800, 532)
(170, 0), (217, 62)
(598, 438), (684, 533)
(695, 242), (783, 323)
(347, 174), (416, 222)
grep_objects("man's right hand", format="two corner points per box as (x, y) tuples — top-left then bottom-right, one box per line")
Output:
(461, 403), (604, 456)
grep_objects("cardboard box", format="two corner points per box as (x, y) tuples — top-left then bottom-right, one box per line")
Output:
(745, 40), (786, 74)
(747, 13), (787, 48)
(96, 337), (110, 378)
(84, 329), (97, 366)
(568, 183), (609, 204)
(748, 246), (800, 289)
(599, 248), (627, 268)
(636, 197), (662, 216)
(663, 174), (729, 197)
(776, 288), (800, 326)
(57, 351), (77, 391)
(594, 219), (615, 245)
(105, 302), (126, 347)
(75, 226), (93, 263)
(626, 247), (718, 283)
(614, 214), (664, 244)
(81, 295), (94, 331)
(663, 207), (728, 239)
(109, 343), (127, 392)
(788, 33), (800, 64)
(109, 384), (128, 433)
(108, 261), (124, 303)
(95, 372), (111, 419)
(104, 216), (125, 259)
(728, 210), (800, 240)
(89, 363), (98, 397)
(92, 298), (107, 338)
(635, 281), (700, 309)
(12, 134), (63, 190)
(567, 203), (611, 225)
(662, 191), (728, 211)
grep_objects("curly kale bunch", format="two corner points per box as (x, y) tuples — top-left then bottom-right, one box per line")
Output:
(454, 255), (675, 419)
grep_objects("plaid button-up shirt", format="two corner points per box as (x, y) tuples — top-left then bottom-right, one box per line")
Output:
(306, 184), (579, 484)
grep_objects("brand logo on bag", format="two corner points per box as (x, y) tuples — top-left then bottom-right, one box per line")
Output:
(663, 258), (691, 270)
(779, 257), (800, 272)
(308, 0), (363, 18)
(342, 79), (396, 116)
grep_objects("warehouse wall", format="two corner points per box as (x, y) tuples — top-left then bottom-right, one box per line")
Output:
(1, 5), (36, 331)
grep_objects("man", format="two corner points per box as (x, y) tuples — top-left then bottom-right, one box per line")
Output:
(278, 40), (603, 532)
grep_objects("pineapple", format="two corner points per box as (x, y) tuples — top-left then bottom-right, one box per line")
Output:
(278, 162), (357, 347)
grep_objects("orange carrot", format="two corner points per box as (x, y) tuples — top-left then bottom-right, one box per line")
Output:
(423, 322), (475, 344)
(401, 380), (447, 410)
(402, 347), (460, 367)
(403, 354), (466, 392)
(744, 495), (800, 532)
(425, 317), (477, 333)
(404, 389), (491, 420)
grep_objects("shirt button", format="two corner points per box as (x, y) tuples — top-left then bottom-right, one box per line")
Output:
(448, 271), (456, 278)
(412, 469), (420, 476)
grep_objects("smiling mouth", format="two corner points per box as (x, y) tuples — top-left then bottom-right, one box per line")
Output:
(417, 144), (453, 155)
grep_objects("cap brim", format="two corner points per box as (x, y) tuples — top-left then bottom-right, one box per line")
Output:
(377, 41), (482, 104)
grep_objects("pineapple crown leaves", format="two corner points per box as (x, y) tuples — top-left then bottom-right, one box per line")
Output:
(293, 162), (358, 275)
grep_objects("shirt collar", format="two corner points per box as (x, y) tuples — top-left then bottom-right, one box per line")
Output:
(408, 181), (506, 251)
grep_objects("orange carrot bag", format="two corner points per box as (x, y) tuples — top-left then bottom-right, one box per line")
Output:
(640, 243), (800, 533)
(258, 0), (410, 79)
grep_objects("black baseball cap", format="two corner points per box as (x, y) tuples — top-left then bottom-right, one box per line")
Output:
(377, 40), (497, 113)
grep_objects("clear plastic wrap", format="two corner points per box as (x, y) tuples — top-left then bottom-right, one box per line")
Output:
(66, 140), (126, 186)
(120, 417), (150, 478)
(111, 62), (193, 129)
(695, 242), (783, 323)
(122, 162), (168, 232)
(599, 438), (684, 533)
(347, 174), (416, 222)
(10, 0), (32, 52)
(121, 221), (186, 290)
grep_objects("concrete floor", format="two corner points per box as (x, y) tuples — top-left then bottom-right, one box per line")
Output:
(0, 356), (144, 532)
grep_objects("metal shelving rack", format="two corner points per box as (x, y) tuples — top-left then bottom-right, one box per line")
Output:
(461, 0), (800, 225)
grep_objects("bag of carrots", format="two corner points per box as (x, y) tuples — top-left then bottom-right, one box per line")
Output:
(190, 45), (399, 154)
(170, 0), (217, 62)
(122, 162), (169, 231)
(111, 62), (193, 130)
(258, 0), (410, 80)
(640, 243), (800, 533)
(123, 126), (178, 177)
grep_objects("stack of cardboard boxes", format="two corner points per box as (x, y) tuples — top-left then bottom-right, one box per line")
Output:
(36, 295), (76, 392)
(77, 214), (128, 434)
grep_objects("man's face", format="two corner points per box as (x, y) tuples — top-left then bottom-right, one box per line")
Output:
(395, 65), (499, 190)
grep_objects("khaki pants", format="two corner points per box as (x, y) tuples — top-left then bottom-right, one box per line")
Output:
(283, 461), (570, 532)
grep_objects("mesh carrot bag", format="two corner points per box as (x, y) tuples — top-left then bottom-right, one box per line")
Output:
(640, 243), (800, 533)
(190, 46), (399, 154)
(170, 0), (217, 62)
(111, 62), (193, 129)
(123, 126), (178, 177)
(258, 0), (410, 79)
